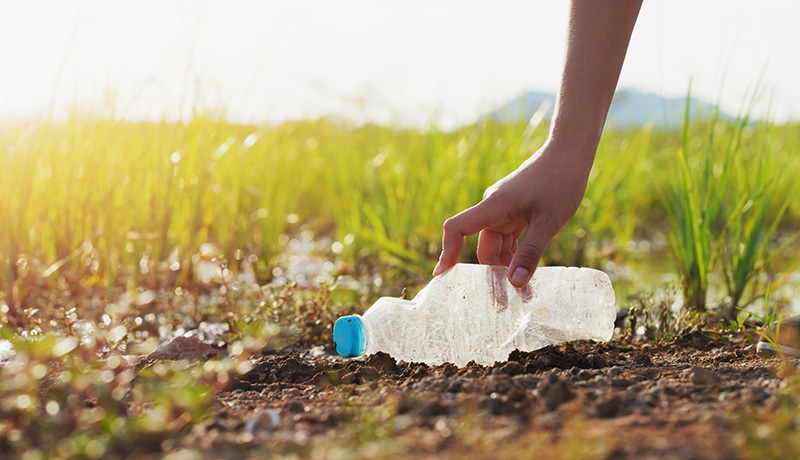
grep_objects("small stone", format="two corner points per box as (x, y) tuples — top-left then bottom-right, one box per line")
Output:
(283, 388), (302, 398)
(244, 408), (280, 434)
(607, 366), (623, 377)
(148, 336), (218, 362)
(689, 366), (719, 386)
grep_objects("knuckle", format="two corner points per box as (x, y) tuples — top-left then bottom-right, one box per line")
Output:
(515, 244), (544, 265)
(442, 217), (458, 233)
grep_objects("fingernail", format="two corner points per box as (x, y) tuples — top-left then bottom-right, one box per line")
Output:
(510, 267), (528, 287)
(433, 260), (443, 276)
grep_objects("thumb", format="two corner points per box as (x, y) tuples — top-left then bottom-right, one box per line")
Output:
(508, 225), (550, 288)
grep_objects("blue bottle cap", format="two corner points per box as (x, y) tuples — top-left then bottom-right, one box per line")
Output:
(333, 315), (366, 358)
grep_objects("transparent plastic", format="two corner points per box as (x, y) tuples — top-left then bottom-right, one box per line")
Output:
(338, 263), (617, 366)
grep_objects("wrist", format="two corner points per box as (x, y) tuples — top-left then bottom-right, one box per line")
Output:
(548, 110), (604, 151)
(541, 132), (599, 172)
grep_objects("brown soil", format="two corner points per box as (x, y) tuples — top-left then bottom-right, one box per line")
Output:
(187, 333), (786, 459)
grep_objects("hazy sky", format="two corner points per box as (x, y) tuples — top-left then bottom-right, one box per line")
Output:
(1, 1), (798, 127)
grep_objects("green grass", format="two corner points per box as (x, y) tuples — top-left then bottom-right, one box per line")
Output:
(1, 111), (800, 315)
(660, 93), (798, 314)
(661, 101), (730, 311)
(720, 120), (797, 311)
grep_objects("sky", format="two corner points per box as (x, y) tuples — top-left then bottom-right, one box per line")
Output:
(1, 0), (799, 128)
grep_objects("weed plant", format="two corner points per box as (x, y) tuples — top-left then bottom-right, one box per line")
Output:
(720, 121), (798, 311)
(661, 103), (731, 311)
(661, 96), (797, 314)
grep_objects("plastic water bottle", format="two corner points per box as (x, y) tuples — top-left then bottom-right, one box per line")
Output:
(333, 263), (617, 366)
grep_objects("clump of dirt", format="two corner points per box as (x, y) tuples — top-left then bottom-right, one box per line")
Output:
(189, 334), (785, 459)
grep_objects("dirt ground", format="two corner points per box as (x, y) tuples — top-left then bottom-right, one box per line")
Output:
(172, 331), (792, 459)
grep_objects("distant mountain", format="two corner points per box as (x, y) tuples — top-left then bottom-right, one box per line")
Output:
(484, 89), (727, 130)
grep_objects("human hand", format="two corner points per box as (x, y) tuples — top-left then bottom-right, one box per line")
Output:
(431, 0), (640, 286)
(433, 139), (594, 287)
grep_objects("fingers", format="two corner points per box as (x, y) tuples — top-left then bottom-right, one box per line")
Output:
(499, 232), (515, 267)
(433, 202), (504, 276)
(477, 229), (503, 266)
(508, 224), (552, 288)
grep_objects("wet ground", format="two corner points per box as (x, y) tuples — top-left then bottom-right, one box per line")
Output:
(178, 332), (789, 459)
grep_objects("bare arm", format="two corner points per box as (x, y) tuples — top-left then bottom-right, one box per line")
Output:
(551, 0), (643, 153)
(434, 0), (642, 287)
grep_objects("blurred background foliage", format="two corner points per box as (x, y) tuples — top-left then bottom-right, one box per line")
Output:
(2, 114), (799, 314)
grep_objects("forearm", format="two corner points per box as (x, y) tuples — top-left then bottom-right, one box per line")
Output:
(549, 0), (642, 160)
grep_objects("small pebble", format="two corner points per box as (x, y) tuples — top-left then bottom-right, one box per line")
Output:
(689, 366), (719, 386)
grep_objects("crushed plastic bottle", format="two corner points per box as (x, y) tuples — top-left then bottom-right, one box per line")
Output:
(333, 263), (617, 366)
